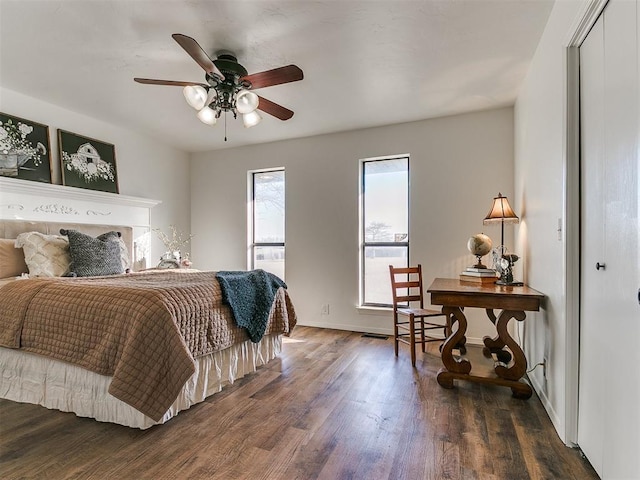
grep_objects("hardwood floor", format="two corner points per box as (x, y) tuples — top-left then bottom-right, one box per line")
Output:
(0, 326), (597, 480)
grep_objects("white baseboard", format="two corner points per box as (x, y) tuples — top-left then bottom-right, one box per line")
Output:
(295, 320), (485, 345)
(528, 373), (566, 444)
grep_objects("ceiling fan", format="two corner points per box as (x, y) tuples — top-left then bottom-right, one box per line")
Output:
(134, 34), (303, 131)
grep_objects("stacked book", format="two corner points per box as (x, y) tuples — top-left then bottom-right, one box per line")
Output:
(460, 266), (498, 284)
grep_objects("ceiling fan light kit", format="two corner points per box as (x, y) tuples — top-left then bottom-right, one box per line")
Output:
(134, 33), (303, 138)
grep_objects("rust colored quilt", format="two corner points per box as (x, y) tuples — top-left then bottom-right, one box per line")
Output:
(0, 271), (296, 421)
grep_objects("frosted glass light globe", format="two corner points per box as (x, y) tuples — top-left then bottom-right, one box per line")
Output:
(236, 90), (259, 114)
(183, 85), (208, 110)
(242, 110), (262, 128)
(197, 106), (217, 125)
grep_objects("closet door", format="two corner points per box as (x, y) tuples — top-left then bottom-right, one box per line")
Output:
(579, 0), (640, 478)
(600, 0), (640, 476)
(578, 13), (606, 476)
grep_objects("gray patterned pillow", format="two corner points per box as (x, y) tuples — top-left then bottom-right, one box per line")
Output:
(60, 229), (124, 277)
(97, 231), (131, 273)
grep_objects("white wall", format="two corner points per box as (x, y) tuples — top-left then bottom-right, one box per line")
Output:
(0, 87), (191, 262)
(191, 107), (514, 342)
(514, 0), (587, 444)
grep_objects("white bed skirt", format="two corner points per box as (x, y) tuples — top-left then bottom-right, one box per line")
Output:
(0, 334), (282, 429)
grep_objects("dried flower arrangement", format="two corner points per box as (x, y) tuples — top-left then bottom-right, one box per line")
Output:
(153, 225), (194, 253)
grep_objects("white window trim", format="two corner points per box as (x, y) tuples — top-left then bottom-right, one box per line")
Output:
(358, 153), (410, 307)
(246, 167), (285, 271)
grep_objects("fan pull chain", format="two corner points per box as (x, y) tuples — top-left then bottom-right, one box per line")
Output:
(224, 113), (227, 142)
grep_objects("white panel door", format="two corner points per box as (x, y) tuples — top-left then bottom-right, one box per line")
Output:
(579, 0), (640, 478)
(600, 0), (640, 476)
(578, 13), (606, 477)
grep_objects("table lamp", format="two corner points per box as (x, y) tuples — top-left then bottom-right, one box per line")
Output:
(482, 193), (519, 249)
(483, 193), (522, 285)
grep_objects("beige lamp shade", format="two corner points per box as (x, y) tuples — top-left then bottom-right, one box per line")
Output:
(483, 193), (520, 225)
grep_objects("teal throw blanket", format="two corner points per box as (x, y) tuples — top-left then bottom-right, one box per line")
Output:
(215, 269), (287, 343)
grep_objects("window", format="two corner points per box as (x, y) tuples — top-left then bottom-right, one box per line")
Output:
(249, 169), (285, 280)
(360, 156), (409, 306)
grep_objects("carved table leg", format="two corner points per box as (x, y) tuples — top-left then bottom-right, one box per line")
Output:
(510, 383), (534, 399)
(482, 309), (512, 363)
(437, 306), (471, 389)
(440, 310), (467, 354)
(453, 309), (467, 354)
(492, 310), (528, 384)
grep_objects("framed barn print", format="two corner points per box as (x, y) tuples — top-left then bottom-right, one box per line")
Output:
(58, 129), (119, 194)
(0, 112), (52, 183)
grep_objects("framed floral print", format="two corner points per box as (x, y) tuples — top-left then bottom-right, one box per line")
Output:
(0, 112), (52, 183)
(58, 129), (119, 194)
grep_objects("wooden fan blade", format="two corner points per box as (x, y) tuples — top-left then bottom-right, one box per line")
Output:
(171, 33), (225, 80)
(242, 65), (303, 90)
(134, 78), (209, 88)
(257, 95), (294, 120)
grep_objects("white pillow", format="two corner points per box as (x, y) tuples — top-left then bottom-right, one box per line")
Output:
(15, 232), (71, 277)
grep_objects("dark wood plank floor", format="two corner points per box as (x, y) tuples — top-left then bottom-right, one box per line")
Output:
(0, 326), (597, 480)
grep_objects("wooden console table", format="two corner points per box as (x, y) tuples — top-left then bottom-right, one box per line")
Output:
(427, 278), (544, 398)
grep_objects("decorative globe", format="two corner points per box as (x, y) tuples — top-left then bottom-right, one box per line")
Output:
(467, 233), (492, 257)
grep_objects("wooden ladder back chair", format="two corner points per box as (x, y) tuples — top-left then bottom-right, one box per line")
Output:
(389, 264), (451, 367)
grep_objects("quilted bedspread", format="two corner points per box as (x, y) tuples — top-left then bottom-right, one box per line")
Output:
(0, 270), (296, 421)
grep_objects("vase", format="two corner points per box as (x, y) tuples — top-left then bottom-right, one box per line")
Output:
(0, 152), (29, 177)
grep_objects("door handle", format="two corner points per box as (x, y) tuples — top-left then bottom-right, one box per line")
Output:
(596, 262), (606, 270)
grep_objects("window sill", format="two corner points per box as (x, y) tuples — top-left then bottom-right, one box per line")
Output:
(356, 305), (392, 315)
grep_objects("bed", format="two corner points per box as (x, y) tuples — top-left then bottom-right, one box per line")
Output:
(0, 219), (296, 429)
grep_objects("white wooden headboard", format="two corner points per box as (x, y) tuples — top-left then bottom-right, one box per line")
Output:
(0, 177), (161, 268)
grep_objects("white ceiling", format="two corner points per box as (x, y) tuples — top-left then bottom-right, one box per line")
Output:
(0, 0), (554, 153)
